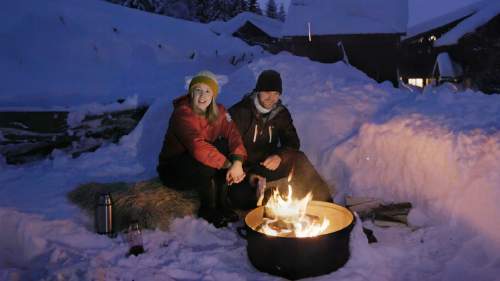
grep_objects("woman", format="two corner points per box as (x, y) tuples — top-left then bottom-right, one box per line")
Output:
(157, 71), (247, 228)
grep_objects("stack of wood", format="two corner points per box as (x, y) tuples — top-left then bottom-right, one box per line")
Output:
(346, 196), (412, 227)
(0, 106), (147, 164)
(257, 213), (322, 237)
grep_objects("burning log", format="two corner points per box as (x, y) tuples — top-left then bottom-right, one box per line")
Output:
(256, 214), (323, 237)
(258, 184), (330, 238)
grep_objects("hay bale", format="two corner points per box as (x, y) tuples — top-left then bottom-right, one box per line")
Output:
(68, 178), (199, 232)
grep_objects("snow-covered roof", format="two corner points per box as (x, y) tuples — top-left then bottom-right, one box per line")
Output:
(282, 0), (408, 36)
(434, 52), (463, 78)
(435, 1), (500, 47)
(405, 0), (491, 40)
(209, 12), (283, 38)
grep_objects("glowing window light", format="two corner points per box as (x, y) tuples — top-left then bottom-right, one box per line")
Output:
(408, 78), (424, 88)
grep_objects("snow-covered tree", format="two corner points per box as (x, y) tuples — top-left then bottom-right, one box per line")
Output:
(234, 0), (248, 14)
(248, 0), (262, 15)
(217, 0), (248, 20)
(160, 0), (198, 20)
(265, 0), (278, 19)
(277, 3), (286, 22)
(193, 0), (220, 22)
(105, 0), (248, 22)
(106, 0), (166, 13)
(122, 0), (158, 13)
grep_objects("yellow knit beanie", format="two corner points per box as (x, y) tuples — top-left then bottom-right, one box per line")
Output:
(189, 70), (219, 97)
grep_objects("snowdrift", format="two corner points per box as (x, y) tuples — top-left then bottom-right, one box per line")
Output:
(0, 0), (262, 107)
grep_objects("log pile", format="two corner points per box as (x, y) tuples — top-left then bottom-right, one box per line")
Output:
(0, 106), (148, 164)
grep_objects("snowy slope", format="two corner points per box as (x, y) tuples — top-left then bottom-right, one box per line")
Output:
(0, 0), (263, 108)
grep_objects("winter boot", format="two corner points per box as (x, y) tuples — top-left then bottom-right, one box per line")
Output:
(362, 227), (378, 244)
(216, 181), (240, 223)
(197, 181), (228, 228)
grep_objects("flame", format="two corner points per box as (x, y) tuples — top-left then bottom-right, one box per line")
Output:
(287, 165), (295, 182)
(260, 185), (330, 238)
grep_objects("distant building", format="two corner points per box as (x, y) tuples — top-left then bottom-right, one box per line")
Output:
(281, 0), (408, 86)
(401, 0), (500, 94)
(209, 12), (283, 53)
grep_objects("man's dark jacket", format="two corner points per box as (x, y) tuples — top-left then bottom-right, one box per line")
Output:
(228, 93), (300, 166)
(228, 92), (334, 202)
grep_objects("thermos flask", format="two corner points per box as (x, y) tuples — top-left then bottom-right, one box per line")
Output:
(95, 193), (113, 235)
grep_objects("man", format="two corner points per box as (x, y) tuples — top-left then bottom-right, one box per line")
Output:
(228, 69), (334, 209)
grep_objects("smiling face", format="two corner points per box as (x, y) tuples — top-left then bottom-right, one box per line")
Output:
(258, 91), (280, 110)
(191, 83), (214, 112)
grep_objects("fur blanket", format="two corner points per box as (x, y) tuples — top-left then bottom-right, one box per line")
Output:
(68, 178), (199, 232)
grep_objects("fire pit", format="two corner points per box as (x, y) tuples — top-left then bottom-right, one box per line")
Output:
(238, 187), (354, 280)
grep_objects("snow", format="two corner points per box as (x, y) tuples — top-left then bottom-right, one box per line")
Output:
(434, 52), (463, 78)
(0, 0), (264, 108)
(329, 85), (500, 245)
(405, 0), (490, 39)
(282, 0), (408, 36)
(435, 1), (500, 46)
(209, 12), (283, 38)
(1, 0), (500, 280)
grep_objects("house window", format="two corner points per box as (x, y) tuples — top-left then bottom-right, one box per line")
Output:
(408, 78), (424, 87)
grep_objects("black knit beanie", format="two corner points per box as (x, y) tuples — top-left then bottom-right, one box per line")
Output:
(254, 70), (282, 94)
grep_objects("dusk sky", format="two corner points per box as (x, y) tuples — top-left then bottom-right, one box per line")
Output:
(273, 0), (482, 26)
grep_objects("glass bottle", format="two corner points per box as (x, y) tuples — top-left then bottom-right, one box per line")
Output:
(127, 221), (145, 256)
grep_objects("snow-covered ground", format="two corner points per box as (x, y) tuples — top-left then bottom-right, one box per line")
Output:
(1, 0), (500, 280)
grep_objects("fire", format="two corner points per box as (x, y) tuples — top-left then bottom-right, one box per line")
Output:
(259, 185), (330, 238)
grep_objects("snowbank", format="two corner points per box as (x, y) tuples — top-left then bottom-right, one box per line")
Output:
(0, 0), (263, 108)
(330, 85), (500, 246)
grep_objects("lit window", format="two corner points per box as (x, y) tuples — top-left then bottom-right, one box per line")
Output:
(408, 78), (424, 87)
(429, 35), (437, 41)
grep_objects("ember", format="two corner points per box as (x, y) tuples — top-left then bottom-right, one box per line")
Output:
(257, 185), (330, 237)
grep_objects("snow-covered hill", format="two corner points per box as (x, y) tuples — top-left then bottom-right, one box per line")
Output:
(0, 0), (263, 108)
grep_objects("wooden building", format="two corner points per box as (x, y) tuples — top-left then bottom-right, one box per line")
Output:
(209, 12), (283, 54)
(281, 0), (408, 86)
(401, 0), (500, 93)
